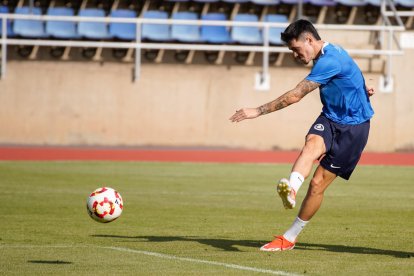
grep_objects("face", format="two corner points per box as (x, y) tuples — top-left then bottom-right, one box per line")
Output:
(288, 35), (315, 65)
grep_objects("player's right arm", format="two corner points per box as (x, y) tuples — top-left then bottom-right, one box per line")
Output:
(229, 79), (320, 123)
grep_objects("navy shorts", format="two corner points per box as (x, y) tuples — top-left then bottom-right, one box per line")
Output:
(307, 114), (370, 180)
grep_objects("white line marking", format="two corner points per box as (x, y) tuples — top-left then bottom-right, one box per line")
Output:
(0, 244), (301, 276)
(104, 246), (301, 276)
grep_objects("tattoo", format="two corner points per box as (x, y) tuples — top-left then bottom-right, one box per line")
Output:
(295, 79), (320, 98)
(258, 104), (270, 115)
(256, 79), (319, 116)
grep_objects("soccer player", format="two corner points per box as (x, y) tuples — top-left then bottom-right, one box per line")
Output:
(229, 19), (375, 251)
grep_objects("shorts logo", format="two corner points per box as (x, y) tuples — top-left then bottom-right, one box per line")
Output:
(330, 164), (341, 169)
(314, 124), (324, 131)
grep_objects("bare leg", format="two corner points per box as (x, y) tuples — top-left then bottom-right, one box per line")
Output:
(298, 165), (337, 221)
(291, 134), (326, 179)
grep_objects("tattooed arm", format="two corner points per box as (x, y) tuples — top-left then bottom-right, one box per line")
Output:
(229, 79), (320, 123)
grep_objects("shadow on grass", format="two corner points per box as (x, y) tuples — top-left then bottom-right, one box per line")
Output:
(92, 234), (263, 252)
(28, 260), (72, 264)
(295, 243), (413, 258)
(92, 235), (413, 258)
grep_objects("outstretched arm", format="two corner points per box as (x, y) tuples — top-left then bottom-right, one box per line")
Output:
(229, 79), (320, 123)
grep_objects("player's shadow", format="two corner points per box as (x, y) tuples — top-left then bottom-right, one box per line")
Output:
(92, 234), (263, 252)
(92, 235), (413, 258)
(295, 243), (413, 258)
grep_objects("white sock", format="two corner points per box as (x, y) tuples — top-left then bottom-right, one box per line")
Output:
(289, 171), (304, 193)
(283, 217), (309, 243)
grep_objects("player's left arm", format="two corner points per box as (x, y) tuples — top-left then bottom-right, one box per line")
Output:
(229, 79), (320, 123)
(366, 85), (375, 97)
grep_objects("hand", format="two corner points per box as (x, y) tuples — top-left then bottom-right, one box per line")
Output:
(366, 86), (375, 97)
(229, 108), (261, 123)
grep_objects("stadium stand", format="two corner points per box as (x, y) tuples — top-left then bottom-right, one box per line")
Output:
(13, 7), (48, 38)
(108, 8), (137, 60)
(45, 6), (79, 58)
(171, 11), (201, 42)
(281, 0), (309, 4)
(200, 12), (231, 63)
(251, 0), (280, 4)
(200, 12), (232, 43)
(231, 13), (262, 44)
(0, 0), (410, 63)
(0, 5), (13, 37)
(140, 10), (171, 62)
(395, 0), (414, 7)
(109, 9), (137, 40)
(46, 7), (79, 39)
(77, 8), (112, 59)
(264, 14), (288, 45)
(171, 11), (202, 62)
(333, 0), (366, 24)
(231, 13), (263, 64)
(78, 8), (112, 39)
(302, 0), (336, 24)
(141, 10), (171, 42)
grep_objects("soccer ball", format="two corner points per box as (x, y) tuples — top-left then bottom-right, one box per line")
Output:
(86, 187), (123, 223)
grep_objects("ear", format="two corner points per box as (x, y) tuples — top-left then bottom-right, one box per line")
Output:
(305, 33), (314, 44)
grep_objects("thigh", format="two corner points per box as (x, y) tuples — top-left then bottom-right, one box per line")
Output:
(307, 114), (333, 155)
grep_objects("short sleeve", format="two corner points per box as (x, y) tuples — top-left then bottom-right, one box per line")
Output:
(306, 56), (341, 85)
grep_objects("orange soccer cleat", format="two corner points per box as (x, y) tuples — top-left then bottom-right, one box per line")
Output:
(260, 236), (296, 252)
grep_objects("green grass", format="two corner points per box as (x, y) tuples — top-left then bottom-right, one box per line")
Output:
(0, 162), (413, 275)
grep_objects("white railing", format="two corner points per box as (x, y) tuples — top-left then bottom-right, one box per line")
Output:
(0, 11), (407, 91)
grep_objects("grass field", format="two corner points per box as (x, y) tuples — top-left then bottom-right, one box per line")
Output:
(0, 161), (413, 275)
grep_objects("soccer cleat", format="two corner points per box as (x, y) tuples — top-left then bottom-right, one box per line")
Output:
(260, 236), (296, 251)
(277, 178), (296, 209)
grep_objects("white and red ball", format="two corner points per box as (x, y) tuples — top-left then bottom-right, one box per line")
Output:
(86, 187), (123, 223)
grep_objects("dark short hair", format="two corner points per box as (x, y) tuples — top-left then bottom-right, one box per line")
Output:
(281, 19), (321, 44)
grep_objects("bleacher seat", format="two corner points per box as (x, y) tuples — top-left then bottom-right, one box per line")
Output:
(264, 14), (288, 45)
(232, 14), (262, 44)
(13, 7), (48, 38)
(251, 0), (280, 4)
(46, 7), (79, 39)
(171, 12), (201, 43)
(78, 8), (112, 39)
(334, 0), (366, 6)
(280, 0), (310, 4)
(0, 6), (14, 37)
(141, 10), (171, 41)
(310, 0), (337, 6)
(201, 13), (231, 43)
(109, 9), (137, 40)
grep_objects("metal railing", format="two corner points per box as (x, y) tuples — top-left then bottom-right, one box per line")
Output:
(0, 9), (407, 91)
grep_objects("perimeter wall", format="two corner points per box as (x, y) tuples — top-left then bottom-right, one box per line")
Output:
(0, 31), (413, 152)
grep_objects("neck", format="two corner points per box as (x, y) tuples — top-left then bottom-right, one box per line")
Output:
(314, 40), (325, 60)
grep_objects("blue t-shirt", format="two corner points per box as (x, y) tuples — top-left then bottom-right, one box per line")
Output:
(306, 43), (374, 125)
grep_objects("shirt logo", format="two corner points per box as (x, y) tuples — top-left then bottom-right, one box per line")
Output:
(314, 124), (324, 131)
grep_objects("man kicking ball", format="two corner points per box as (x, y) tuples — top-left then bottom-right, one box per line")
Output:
(229, 19), (375, 251)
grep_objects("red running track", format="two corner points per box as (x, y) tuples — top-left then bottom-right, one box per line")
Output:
(0, 146), (413, 166)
